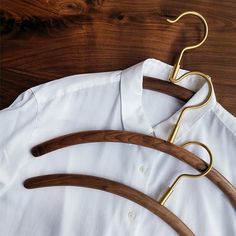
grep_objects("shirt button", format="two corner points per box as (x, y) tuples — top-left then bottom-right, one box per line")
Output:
(128, 211), (136, 220)
(138, 165), (148, 175)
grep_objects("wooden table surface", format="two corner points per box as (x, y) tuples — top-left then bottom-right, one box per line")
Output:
(1, 0), (236, 115)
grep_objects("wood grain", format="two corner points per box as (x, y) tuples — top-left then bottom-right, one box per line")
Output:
(24, 174), (195, 236)
(143, 76), (194, 102)
(31, 130), (236, 207)
(0, 1), (235, 114)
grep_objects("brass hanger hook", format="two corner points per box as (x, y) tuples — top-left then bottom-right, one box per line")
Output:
(159, 141), (213, 205)
(167, 11), (209, 83)
(167, 71), (213, 143)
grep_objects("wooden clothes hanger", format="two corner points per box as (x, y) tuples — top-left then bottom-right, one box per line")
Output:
(24, 174), (195, 236)
(27, 136), (213, 207)
(143, 11), (208, 102)
(28, 130), (236, 207)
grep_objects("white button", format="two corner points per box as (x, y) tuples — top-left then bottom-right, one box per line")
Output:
(139, 165), (148, 175)
(139, 165), (145, 173)
(128, 211), (136, 220)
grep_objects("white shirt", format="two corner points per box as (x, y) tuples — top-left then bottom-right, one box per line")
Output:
(0, 58), (235, 236)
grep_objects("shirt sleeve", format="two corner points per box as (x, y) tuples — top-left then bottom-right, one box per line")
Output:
(0, 88), (38, 193)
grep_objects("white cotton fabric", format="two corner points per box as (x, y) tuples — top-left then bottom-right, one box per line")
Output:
(0, 58), (235, 236)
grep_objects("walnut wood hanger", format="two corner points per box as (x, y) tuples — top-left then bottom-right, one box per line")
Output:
(31, 130), (236, 207)
(24, 174), (195, 236)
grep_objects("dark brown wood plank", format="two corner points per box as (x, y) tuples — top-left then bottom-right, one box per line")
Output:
(0, 0), (236, 115)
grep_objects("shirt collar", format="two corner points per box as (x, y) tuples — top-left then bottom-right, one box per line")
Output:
(120, 58), (216, 142)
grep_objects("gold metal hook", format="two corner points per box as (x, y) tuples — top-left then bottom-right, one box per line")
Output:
(167, 71), (213, 143)
(159, 141), (213, 205)
(167, 11), (208, 83)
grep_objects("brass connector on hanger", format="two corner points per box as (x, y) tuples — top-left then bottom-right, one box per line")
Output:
(159, 141), (213, 205)
(168, 71), (213, 143)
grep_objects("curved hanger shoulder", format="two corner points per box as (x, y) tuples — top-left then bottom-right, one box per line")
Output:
(24, 174), (194, 236)
(143, 76), (194, 102)
(31, 130), (236, 207)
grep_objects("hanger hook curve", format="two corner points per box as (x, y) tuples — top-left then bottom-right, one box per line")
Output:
(167, 71), (213, 144)
(167, 11), (209, 83)
(159, 141), (213, 205)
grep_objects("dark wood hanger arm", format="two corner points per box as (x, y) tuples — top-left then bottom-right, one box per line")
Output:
(143, 76), (194, 102)
(31, 130), (236, 207)
(24, 174), (195, 236)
